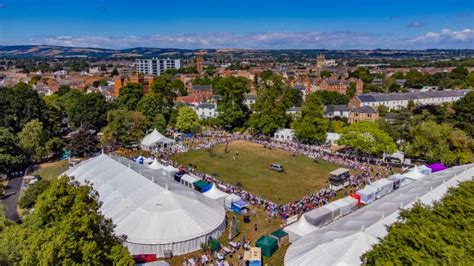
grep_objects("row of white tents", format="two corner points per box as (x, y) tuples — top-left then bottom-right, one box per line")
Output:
(285, 163), (473, 265)
(284, 164), (436, 243)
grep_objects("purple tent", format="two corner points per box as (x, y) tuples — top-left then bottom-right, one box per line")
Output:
(427, 163), (448, 173)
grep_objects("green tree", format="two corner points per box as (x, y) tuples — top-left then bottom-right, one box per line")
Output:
(101, 110), (145, 147)
(137, 92), (172, 129)
(63, 91), (109, 130)
(0, 176), (134, 265)
(116, 83), (143, 111)
(213, 76), (250, 129)
(248, 75), (291, 135)
(362, 181), (474, 265)
(405, 121), (473, 165)
(68, 126), (100, 157)
(338, 121), (397, 156)
(0, 83), (47, 133)
(175, 106), (200, 133)
(452, 91), (474, 136)
(18, 119), (48, 162)
(0, 127), (26, 174)
(292, 93), (329, 144)
(19, 179), (51, 209)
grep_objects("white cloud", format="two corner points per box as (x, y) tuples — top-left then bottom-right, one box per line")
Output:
(2, 29), (473, 49)
(407, 21), (427, 28)
(410, 28), (474, 47)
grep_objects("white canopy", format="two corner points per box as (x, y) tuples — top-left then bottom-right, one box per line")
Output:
(284, 215), (318, 243)
(181, 174), (199, 188)
(323, 202), (342, 220)
(148, 158), (164, 170)
(371, 178), (394, 199)
(403, 167), (425, 180)
(388, 173), (408, 188)
(224, 194), (242, 209)
(285, 163), (474, 266)
(356, 185), (378, 204)
(64, 154), (226, 257)
(162, 165), (178, 178)
(141, 129), (175, 151)
(417, 165), (432, 175)
(331, 197), (358, 218)
(203, 184), (229, 205)
(304, 206), (333, 228)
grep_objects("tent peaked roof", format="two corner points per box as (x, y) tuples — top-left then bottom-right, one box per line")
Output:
(148, 158), (164, 170)
(141, 129), (175, 146)
(203, 184), (228, 200)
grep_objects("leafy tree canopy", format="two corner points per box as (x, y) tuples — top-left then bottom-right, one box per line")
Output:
(0, 127), (26, 174)
(292, 93), (329, 144)
(362, 181), (474, 265)
(338, 121), (397, 156)
(0, 176), (133, 265)
(175, 106), (201, 133)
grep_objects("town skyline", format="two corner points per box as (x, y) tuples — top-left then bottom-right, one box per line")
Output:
(0, 0), (473, 49)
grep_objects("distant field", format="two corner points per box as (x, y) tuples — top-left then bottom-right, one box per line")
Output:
(171, 140), (341, 204)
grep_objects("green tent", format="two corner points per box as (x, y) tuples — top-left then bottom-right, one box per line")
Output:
(255, 235), (278, 257)
(193, 180), (212, 192)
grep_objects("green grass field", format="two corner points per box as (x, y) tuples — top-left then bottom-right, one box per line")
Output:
(172, 140), (342, 204)
(31, 160), (69, 181)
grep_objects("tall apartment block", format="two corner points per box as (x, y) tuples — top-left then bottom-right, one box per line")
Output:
(135, 58), (181, 75)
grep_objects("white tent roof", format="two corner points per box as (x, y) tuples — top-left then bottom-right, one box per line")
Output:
(203, 184), (229, 200)
(285, 163), (474, 266)
(181, 174), (199, 184)
(141, 129), (175, 147)
(402, 167), (425, 180)
(148, 159), (164, 170)
(284, 215), (318, 242)
(64, 154), (226, 255)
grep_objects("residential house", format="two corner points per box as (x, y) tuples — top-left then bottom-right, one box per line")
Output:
(349, 89), (470, 110)
(324, 105), (350, 119)
(244, 94), (257, 109)
(194, 103), (218, 119)
(348, 106), (379, 123)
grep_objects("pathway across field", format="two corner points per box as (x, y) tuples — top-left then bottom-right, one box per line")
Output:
(172, 140), (342, 204)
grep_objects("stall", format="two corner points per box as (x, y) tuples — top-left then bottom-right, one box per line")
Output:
(202, 184), (229, 205)
(148, 159), (164, 171)
(328, 168), (350, 191)
(162, 165), (178, 179)
(141, 128), (176, 152)
(304, 207), (333, 228)
(371, 178), (394, 199)
(387, 173), (408, 189)
(180, 174), (198, 189)
(427, 163), (448, 173)
(193, 180), (212, 193)
(417, 165), (432, 175)
(322, 202), (342, 220)
(284, 215), (318, 242)
(271, 229), (290, 246)
(331, 196), (359, 217)
(231, 199), (248, 214)
(244, 247), (262, 266)
(356, 185), (377, 204)
(402, 167), (425, 181)
(256, 236), (278, 257)
(224, 194), (242, 209)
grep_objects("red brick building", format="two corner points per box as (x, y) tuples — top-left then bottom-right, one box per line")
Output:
(319, 78), (363, 94)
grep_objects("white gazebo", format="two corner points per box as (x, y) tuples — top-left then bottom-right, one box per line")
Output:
(141, 129), (176, 152)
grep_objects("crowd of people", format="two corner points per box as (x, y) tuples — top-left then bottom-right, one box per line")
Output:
(158, 130), (391, 219)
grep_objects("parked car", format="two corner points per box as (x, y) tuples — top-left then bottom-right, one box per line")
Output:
(269, 163), (284, 172)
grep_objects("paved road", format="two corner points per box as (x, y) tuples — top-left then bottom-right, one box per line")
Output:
(1, 175), (23, 223)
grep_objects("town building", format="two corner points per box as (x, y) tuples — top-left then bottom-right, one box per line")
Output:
(349, 89), (470, 110)
(324, 105), (350, 119)
(348, 106), (379, 123)
(244, 94), (257, 109)
(135, 58), (181, 76)
(274, 128), (295, 142)
(318, 79), (364, 94)
(191, 84), (213, 101)
(194, 103), (218, 119)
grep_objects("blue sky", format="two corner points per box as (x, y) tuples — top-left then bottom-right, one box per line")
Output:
(0, 0), (473, 49)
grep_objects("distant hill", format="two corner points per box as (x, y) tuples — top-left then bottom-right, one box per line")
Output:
(0, 45), (196, 58)
(0, 45), (473, 61)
